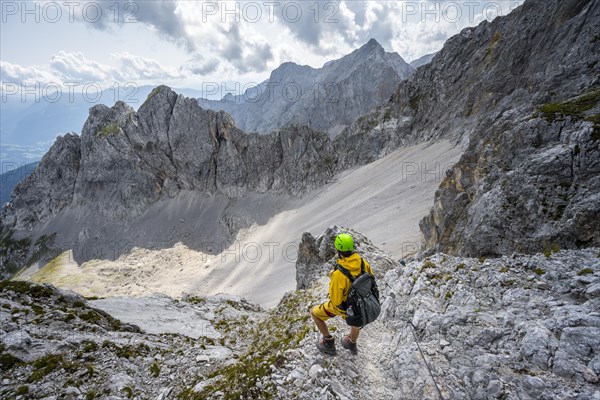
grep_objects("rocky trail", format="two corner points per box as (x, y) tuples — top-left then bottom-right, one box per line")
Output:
(1, 226), (599, 399)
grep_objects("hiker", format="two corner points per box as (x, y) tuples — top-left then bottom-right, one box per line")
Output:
(310, 233), (373, 356)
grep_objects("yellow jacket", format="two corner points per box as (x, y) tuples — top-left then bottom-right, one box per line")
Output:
(329, 253), (372, 313)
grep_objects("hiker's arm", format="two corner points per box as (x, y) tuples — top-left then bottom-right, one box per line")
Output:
(329, 272), (346, 309)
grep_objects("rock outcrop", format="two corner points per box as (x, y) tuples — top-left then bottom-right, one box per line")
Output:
(200, 39), (414, 135)
(380, 248), (600, 399)
(295, 225), (398, 290)
(414, 0), (600, 256)
(0, 280), (264, 398)
(3, 86), (337, 232)
(0, 85), (341, 271)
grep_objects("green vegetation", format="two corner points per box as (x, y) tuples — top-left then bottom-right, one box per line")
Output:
(28, 353), (65, 382)
(185, 296), (206, 305)
(179, 290), (315, 400)
(141, 85), (166, 109)
(538, 89), (600, 139)
(82, 340), (98, 353)
(499, 266), (509, 273)
(533, 267), (546, 275)
(150, 361), (161, 378)
(79, 310), (101, 323)
(543, 244), (560, 258)
(0, 352), (22, 371)
(539, 89), (600, 122)
(102, 341), (150, 359)
(409, 94), (421, 111)
(0, 281), (54, 298)
(445, 291), (454, 300)
(30, 252), (66, 283)
(86, 390), (99, 400)
(123, 387), (134, 398)
(454, 263), (466, 272)
(577, 267), (594, 276)
(500, 280), (516, 288)
(16, 386), (29, 395)
(422, 259), (436, 269)
(64, 313), (76, 322)
(31, 304), (44, 315)
(97, 122), (122, 138)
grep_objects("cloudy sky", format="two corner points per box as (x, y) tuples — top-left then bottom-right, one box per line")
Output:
(1, 0), (524, 97)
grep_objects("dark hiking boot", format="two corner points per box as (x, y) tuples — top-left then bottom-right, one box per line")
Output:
(341, 336), (358, 355)
(316, 336), (336, 356)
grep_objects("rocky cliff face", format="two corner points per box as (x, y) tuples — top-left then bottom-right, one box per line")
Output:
(1, 86), (336, 232)
(0, 85), (342, 275)
(200, 39), (414, 135)
(417, 0), (600, 256)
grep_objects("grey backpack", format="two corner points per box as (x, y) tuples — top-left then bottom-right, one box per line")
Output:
(336, 258), (381, 328)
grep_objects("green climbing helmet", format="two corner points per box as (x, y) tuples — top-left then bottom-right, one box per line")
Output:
(334, 233), (354, 252)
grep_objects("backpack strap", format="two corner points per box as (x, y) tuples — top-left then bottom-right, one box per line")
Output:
(336, 258), (366, 283)
(336, 265), (355, 283)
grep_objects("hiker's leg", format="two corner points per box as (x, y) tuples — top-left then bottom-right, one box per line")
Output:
(349, 326), (360, 342)
(311, 309), (331, 338)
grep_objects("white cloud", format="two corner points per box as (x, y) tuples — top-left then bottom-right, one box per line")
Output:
(1, 52), (186, 90)
(112, 52), (182, 80)
(0, 60), (59, 86)
(50, 51), (117, 82)
(2, 1), (527, 88)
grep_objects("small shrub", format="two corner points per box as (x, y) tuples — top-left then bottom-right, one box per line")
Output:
(28, 353), (65, 382)
(86, 390), (98, 400)
(577, 268), (594, 276)
(82, 340), (98, 352)
(79, 311), (101, 323)
(533, 267), (546, 275)
(64, 313), (76, 322)
(31, 304), (44, 315)
(123, 387), (134, 398)
(150, 361), (161, 378)
(0, 353), (22, 371)
(455, 263), (466, 271)
(16, 386), (29, 395)
(499, 266), (509, 273)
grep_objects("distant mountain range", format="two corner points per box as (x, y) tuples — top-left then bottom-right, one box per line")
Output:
(0, 162), (38, 205)
(199, 38), (415, 135)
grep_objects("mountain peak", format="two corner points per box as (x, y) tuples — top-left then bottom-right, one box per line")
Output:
(365, 38), (382, 48)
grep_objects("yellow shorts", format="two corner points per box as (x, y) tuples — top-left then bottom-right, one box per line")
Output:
(311, 301), (346, 321)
